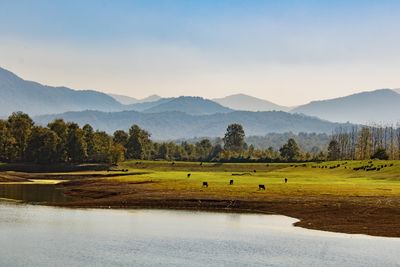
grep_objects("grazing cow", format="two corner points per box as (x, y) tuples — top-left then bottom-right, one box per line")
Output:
(230, 179), (234, 185)
(202, 182), (208, 188)
(187, 173), (191, 178)
(253, 170), (257, 173)
(284, 178), (288, 183)
(171, 162), (175, 165)
(258, 184), (266, 190)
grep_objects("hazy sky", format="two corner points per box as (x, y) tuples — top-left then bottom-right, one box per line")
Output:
(1, 0), (400, 106)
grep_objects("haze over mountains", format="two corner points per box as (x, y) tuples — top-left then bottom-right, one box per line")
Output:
(35, 110), (349, 140)
(0, 67), (123, 116)
(1, 66), (399, 139)
(213, 94), (289, 112)
(292, 89), (400, 124)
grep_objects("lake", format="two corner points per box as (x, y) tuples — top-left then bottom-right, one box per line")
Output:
(0, 201), (399, 267)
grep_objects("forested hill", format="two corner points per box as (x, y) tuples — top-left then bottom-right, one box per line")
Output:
(142, 96), (232, 115)
(35, 110), (352, 140)
(0, 67), (123, 116)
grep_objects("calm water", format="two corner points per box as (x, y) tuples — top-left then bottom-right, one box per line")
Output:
(0, 183), (70, 203)
(0, 202), (399, 267)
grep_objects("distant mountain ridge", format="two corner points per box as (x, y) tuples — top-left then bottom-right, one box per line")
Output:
(35, 110), (352, 140)
(0, 67), (123, 116)
(213, 94), (289, 111)
(291, 89), (400, 124)
(108, 93), (139, 105)
(143, 96), (232, 115)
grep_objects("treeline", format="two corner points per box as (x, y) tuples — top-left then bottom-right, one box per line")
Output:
(0, 112), (321, 164)
(328, 125), (400, 160)
(0, 112), (125, 164)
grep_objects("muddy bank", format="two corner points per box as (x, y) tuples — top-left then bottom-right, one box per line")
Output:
(57, 181), (400, 238)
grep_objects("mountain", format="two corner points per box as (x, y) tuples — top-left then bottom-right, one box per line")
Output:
(35, 110), (351, 140)
(109, 93), (139, 105)
(109, 93), (163, 105)
(142, 96), (232, 115)
(141, 94), (162, 102)
(0, 67), (123, 116)
(291, 89), (400, 124)
(125, 98), (173, 112)
(213, 94), (289, 112)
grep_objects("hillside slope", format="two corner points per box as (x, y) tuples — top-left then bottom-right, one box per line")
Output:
(291, 89), (400, 123)
(0, 67), (123, 116)
(143, 96), (232, 115)
(213, 94), (288, 111)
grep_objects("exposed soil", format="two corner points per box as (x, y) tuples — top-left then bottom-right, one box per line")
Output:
(57, 179), (400, 238)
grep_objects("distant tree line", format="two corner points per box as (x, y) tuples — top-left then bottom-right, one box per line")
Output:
(327, 125), (400, 161)
(5, 112), (397, 164)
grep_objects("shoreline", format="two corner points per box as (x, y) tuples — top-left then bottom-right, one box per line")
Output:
(1, 193), (399, 238)
(53, 196), (400, 238)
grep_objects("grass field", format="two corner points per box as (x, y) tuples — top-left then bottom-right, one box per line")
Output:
(112, 160), (400, 198)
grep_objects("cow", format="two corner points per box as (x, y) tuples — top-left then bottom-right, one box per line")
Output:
(259, 184), (266, 190)
(187, 173), (191, 178)
(229, 179), (234, 185)
(202, 182), (208, 188)
(284, 178), (288, 183)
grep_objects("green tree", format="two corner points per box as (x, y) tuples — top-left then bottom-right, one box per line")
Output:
(158, 143), (169, 160)
(48, 119), (69, 162)
(90, 131), (113, 163)
(26, 126), (60, 164)
(7, 112), (34, 161)
(113, 130), (129, 147)
(83, 124), (95, 162)
(223, 123), (246, 152)
(327, 140), (341, 161)
(371, 147), (389, 160)
(0, 120), (17, 162)
(66, 123), (87, 163)
(195, 139), (213, 160)
(279, 138), (300, 162)
(126, 125), (151, 159)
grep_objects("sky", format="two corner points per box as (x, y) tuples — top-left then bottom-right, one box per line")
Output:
(1, 0), (400, 106)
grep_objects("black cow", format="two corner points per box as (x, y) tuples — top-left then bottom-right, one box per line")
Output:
(284, 178), (288, 183)
(259, 184), (266, 190)
(202, 182), (208, 188)
(230, 179), (234, 185)
(187, 173), (191, 178)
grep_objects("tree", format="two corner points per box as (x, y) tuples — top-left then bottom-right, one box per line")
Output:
(327, 140), (341, 161)
(66, 123), (87, 162)
(113, 130), (129, 147)
(83, 124), (95, 162)
(195, 139), (212, 160)
(371, 147), (389, 160)
(279, 138), (300, 162)
(126, 125), (151, 159)
(7, 112), (34, 161)
(48, 119), (68, 162)
(26, 126), (60, 164)
(158, 143), (169, 160)
(223, 124), (246, 152)
(0, 120), (16, 162)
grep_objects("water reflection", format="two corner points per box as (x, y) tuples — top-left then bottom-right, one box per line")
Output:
(0, 184), (70, 203)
